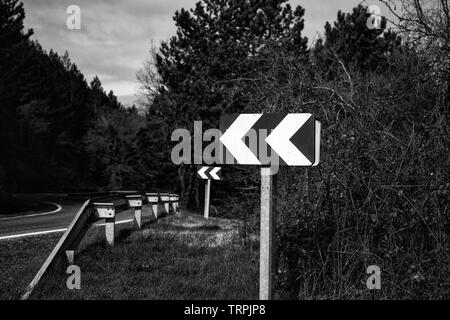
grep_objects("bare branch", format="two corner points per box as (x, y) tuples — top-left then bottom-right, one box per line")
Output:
(330, 48), (354, 99)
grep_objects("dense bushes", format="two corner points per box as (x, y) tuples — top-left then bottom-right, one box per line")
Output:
(137, 0), (449, 299)
(222, 41), (449, 298)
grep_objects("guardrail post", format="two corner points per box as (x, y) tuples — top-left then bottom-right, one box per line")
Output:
(170, 194), (180, 216)
(174, 194), (180, 216)
(135, 207), (142, 228)
(160, 193), (170, 215)
(93, 204), (116, 247)
(105, 217), (115, 246)
(65, 250), (75, 265)
(146, 193), (159, 221)
(152, 204), (158, 219)
(126, 195), (143, 229)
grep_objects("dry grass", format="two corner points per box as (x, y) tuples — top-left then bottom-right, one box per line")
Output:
(24, 213), (259, 300)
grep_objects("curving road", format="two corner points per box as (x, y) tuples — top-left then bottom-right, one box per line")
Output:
(0, 194), (137, 240)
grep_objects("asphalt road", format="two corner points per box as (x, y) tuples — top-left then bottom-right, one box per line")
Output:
(0, 194), (138, 239)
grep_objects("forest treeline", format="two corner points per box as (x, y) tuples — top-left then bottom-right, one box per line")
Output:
(1, 0), (449, 298)
(0, 0), (172, 198)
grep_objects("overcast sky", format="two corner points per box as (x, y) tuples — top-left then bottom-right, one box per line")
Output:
(21, 0), (381, 106)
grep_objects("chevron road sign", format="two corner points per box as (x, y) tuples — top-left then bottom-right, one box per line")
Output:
(197, 166), (221, 180)
(174, 113), (321, 300)
(219, 113), (319, 166)
(218, 113), (322, 301)
(197, 166), (221, 220)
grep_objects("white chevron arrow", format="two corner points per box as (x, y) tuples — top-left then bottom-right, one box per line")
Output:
(210, 167), (221, 180)
(312, 120), (321, 167)
(220, 114), (262, 165)
(265, 114), (312, 166)
(198, 167), (208, 179)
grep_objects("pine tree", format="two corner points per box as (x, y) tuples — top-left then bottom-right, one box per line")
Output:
(313, 5), (402, 77)
(0, 0), (130, 196)
(0, 0), (32, 49)
(151, 0), (308, 127)
(0, 0), (33, 198)
(142, 0), (310, 208)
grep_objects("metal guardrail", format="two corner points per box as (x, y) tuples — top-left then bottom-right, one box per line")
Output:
(20, 192), (180, 300)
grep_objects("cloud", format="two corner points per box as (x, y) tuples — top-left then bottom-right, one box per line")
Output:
(21, 0), (197, 105)
(21, 0), (373, 106)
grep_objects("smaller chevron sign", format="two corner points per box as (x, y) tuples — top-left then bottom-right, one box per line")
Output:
(198, 166), (221, 180)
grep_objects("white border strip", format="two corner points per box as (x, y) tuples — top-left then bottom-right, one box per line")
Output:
(0, 228), (67, 241)
(0, 219), (134, 241)
(0, 202), (62, 221)
(96, 219), (133, 227)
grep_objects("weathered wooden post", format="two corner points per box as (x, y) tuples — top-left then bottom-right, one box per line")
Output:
(260, 167), (277, 300)
(160, 193), (170, 215)
(126, 194), (143, 229)
(146, 192), (159, 220)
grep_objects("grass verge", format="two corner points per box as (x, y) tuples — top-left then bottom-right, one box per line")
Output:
(0, 232), (61, 300)
(21, 213), (259, 299)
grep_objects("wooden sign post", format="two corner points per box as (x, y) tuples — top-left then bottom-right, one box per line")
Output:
(204, 179), (211, 219)
(260, 167), (277, 300)
(198, 166), (221, 219)
(219, 113), (321, 300)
